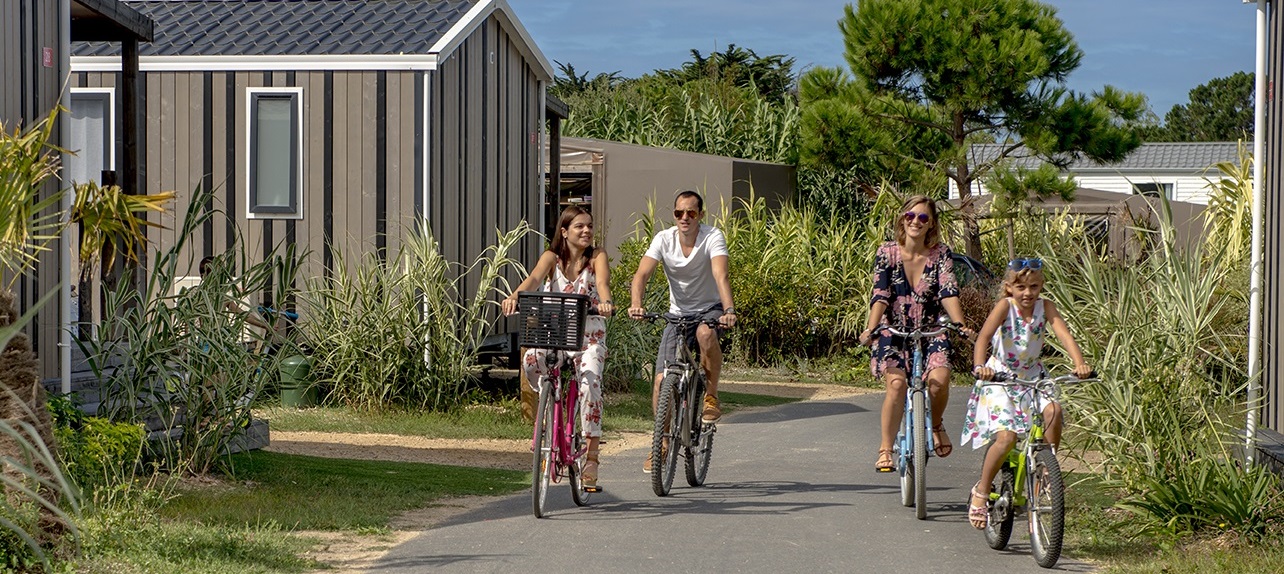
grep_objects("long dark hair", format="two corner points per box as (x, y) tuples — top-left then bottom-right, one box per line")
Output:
(549, 205), (595, 268)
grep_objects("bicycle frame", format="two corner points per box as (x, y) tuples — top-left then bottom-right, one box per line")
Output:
(880, 322), (957, 519)
(645, 312), (720, 496)
(531, 349), (591, 518)
(981, 373), (1094, 568)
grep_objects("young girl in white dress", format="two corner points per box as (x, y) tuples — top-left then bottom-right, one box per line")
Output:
(960, 258), (1092, 529)
(502, 206), (614, 492)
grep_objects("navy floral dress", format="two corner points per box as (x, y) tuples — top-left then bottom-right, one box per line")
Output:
(869, 241), (960, 377)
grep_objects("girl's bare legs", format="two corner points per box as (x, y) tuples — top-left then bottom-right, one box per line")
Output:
(971, 430), (1018, 529)
(1042, 402), (1064, 450)
(878, 368), (908, 469)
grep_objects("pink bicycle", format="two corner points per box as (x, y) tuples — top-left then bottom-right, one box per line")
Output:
(518, 292), (597, 518)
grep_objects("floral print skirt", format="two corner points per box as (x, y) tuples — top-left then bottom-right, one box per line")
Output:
(959, 378), (1054, 450)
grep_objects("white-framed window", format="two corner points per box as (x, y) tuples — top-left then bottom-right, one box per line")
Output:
(67, 87), (115, 186)
(246, 87), (303, 219)
(1132, 182), (1174, 200)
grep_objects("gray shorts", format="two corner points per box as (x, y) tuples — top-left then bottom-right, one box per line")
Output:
(654, 305), (725, 376)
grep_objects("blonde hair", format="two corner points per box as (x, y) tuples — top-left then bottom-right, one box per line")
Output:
(1002, 268), (1046, 297)
(894, 195), (941, 248)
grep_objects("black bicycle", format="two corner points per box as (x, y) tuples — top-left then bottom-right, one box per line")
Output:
(640, 312), (722, 496)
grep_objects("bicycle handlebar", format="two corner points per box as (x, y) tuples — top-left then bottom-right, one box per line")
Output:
(875, 321), (963, 339)
(636, 311), (724, 328)
(986, 372), (1098, 385)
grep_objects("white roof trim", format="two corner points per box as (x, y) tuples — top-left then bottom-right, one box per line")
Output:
(429, 0), (554, 81)
(71, 54), (440, 72)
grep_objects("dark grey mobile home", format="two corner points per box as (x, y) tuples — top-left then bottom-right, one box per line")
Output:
(66, 0), (554, 335)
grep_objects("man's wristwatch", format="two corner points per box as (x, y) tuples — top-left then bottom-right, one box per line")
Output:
(724, 307), (736, 315)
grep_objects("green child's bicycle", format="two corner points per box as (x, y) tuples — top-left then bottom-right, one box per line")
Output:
(981, 372), (1095, 569)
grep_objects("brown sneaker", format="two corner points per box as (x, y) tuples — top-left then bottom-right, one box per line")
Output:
(643, 453), (652, 474)
(702, 395), (722, 423)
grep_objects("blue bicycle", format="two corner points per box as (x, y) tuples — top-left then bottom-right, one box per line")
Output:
(876, 319), (962, 519)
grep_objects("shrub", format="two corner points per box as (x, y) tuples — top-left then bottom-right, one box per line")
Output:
(53, 411), (146, 497)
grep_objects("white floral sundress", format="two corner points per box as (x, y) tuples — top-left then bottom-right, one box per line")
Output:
(960, 298), (1052, 450)
(521, 256), (607, 437)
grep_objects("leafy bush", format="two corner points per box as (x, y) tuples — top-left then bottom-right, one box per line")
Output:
(52, 411), (146, 496)
(301, 225), (527, 411)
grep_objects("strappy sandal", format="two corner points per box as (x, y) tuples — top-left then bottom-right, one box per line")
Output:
(969, 483), (989, 529)
(582, 449), (601, 493)
(875, 448), (895, 473)
(932, 423), (953, 458)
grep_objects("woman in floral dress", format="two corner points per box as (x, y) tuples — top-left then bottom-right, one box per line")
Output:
(502, 206), (613, 491)
(858, 195), (972, 472)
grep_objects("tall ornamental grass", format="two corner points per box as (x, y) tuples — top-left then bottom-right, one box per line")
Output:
(301, 225), (528, 412)
(717, 192), (867, 363)
(565, 84), (799, 164)
(1035, 202), (1279, 538)
(85, 185), (301, 475)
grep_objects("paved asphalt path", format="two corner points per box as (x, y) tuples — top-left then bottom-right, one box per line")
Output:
(373, 387), (1098, 573)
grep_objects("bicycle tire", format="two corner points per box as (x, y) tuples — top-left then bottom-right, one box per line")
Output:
(685, 373), (713, 486)
(898, 436), (919, 508)
(985, 463), (1016, 550)
(651, 374), (680, 496)
(1029, 448), (1065, 568)
(569, 391), (590, 507)
(531, 381), (554, 518)
(912, 390), (928, 519)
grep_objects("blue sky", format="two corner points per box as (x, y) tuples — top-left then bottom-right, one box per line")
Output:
(506, 0), (1256, 116)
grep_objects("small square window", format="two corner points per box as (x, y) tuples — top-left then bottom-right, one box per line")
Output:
(1132, 182), (1173, 200)
(247, 89), (302, 218)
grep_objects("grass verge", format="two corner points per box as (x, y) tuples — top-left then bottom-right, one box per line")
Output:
(1064, 472), (1284, 573)
(163, 451), (528, 530)
(262, 390), (800, 438)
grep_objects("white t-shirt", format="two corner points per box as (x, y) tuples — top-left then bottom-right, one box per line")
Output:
(643, 224), (729, 314)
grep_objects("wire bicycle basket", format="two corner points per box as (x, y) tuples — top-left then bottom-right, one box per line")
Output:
(517, 292), (589, 352)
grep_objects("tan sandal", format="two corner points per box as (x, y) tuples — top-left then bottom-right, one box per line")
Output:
(969, 483), (989, 529)
(875, 448), (895, 472)
(932, 423), (953, 458)
(582, 449), (601, 492)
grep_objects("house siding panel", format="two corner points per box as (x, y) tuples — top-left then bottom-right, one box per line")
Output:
(3, 0), (66, 380)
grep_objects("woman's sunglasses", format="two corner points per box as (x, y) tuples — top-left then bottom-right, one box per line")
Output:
(1008, 258), (1044, 271)
(902, 212), (931, 224)
(674, 209), (700, 220)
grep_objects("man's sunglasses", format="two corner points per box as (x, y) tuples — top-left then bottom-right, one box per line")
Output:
(903, 212), (931, 224)
(674, 209), (700, 220)
(1008, 258), (1044, 271)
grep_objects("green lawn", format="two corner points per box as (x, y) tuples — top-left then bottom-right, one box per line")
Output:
(164, 451), (528, 530)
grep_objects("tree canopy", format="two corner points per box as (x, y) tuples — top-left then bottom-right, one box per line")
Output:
(1152, 71), (1254, 142)
(803, 0), (1146, 257)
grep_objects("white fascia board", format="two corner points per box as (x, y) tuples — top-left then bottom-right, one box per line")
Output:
(71, 54), (440, 73)
(429, 0), (554, 82)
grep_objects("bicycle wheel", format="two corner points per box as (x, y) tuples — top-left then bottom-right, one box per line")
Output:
(531, 381), (554, 518)
(1029, 448), (1065, 568)
(569, 393), (591, 507)
(911, 390), (928, 519)
(898, 433), (914, 507)
(685, 373), (713, 486)
(651, 374), (681, 496)
(984, 463), (1016, 550)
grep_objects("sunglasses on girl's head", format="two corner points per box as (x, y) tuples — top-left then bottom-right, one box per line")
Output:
(674, 209), (700, 220)
(903, 212), (930, 224)
(1008, 258), (1044, 271)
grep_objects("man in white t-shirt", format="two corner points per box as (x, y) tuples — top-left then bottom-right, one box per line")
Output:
(628, 190), (737, 473)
